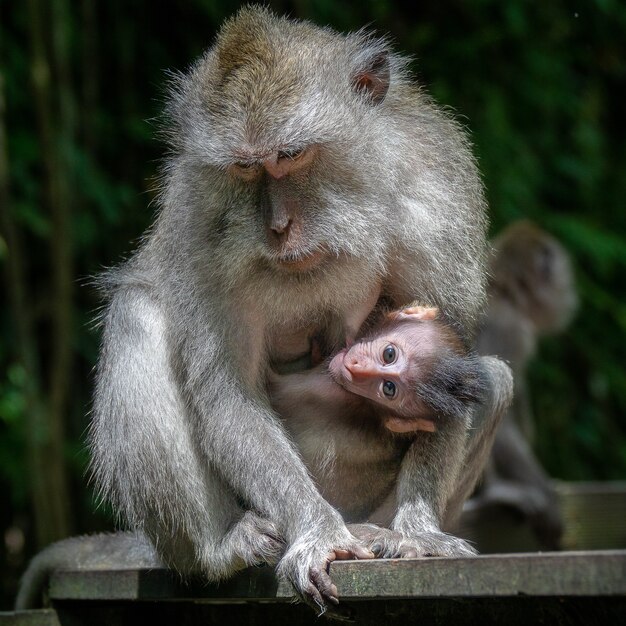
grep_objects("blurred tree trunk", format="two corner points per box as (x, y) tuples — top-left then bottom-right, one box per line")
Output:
(0, 52), (55, 552)
(81, 0), (99, 157)
(25, 0), (74, 548)
(49, 0), (76, 534)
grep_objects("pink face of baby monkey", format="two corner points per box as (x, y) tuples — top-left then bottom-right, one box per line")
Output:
(329, 306), (449, 433)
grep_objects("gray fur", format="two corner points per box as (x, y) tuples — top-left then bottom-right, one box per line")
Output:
(80, 6), (509, 612)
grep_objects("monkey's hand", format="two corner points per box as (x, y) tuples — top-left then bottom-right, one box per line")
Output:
(347, 523), (407, 557)
(229, 511), (286, 567)
(384, 416), (437, 433)
(390, 305), (439, 321)
(349, 523), (476, 558)
(276, 520), (374, 612)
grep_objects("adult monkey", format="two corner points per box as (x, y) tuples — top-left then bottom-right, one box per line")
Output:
(88, 6), (511, 612)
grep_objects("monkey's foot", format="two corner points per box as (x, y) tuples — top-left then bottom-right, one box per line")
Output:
(349, 524), (476, 558)
(346, 523), (406, 557)
(232, 511), (286, 566)
(276, 522), (374, 613)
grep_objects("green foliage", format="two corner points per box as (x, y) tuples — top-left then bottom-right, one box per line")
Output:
(1, 0), (625, 538)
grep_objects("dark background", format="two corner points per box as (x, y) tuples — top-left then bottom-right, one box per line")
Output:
(1, 0), (625, 610)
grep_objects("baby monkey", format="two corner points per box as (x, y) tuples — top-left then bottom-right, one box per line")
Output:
(271, 305), (487, 437)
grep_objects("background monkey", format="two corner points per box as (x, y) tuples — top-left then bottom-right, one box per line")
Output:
(78, 6), (512, 613)
(468, 220), (577, 549)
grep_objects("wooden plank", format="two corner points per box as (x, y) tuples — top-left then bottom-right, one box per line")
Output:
(49, 550), (626, 602)
(333, 551), (626, 598)
(458, 481), (626, 553)
(0, 610), (60, 626)
(559, 481), (626, 551)
(49, 566), (287, 602)
(50, 597), (626, 626)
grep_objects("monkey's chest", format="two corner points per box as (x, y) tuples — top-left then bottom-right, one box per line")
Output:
(268, 322), (339, 373)
(317, 457), (400, 523)
(268, 326), (317, 373)
(289, 418), (404, 522)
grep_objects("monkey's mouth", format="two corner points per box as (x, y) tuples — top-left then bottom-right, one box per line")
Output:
(273, 247), (327, 272)
(328, 349), (352, 385)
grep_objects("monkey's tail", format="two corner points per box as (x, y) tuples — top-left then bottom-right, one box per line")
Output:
(15, 532), (160, 610)
(14, 542), (59, 610)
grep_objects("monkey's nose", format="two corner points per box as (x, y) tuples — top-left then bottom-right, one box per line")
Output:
(345, 359), (378, 378)
(264, 155), (288, 179)
(272, 219), (291, 236)
(270, 219), (292, 243)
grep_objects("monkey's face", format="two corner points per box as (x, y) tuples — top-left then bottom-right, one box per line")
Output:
(166, 13), (401, 279)
(492, 222), (578, 333)
(215, 124), (395, 278)
(328, 327), (434, 420)
(225, 145), (331, 272)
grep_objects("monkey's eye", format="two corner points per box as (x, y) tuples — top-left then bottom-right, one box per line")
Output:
(382, 380), (397, 398)
(383, 345), (396, 364)
(230, 161), (261, 180)
(278, 148), (304, 161)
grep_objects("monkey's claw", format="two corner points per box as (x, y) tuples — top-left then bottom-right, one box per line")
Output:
(276, 525), (374, 613)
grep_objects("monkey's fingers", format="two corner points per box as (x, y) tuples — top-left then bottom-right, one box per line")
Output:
(333, 545), (375, 560)
(309, 567), (339, 605)
(304, 580), (327, 611)
(305, 583), (356, 624)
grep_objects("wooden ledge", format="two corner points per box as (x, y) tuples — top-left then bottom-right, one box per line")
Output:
(49, 550), (626, 602)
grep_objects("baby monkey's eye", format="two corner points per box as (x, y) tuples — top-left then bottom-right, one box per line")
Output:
(383, 380), (397, 398)
(383, 345), (396, 364)
(278, 148), (304, 161)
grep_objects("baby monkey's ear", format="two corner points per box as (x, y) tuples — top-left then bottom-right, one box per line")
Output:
(389, 305), (439, 322)
(383, 415), (437, 433)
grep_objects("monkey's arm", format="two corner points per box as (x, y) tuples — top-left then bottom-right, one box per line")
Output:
(361, 356), (512, 557)
(176, 327), (376, 608)
(91, 287), (371, 613)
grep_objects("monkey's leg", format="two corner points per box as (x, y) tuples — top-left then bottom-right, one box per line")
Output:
(91, 290), (285, 579)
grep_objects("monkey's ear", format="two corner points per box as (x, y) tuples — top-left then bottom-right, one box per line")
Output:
(352, 52), (390, 105)
(390, 305), (439, 322)
(384, 415), (437, 433)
